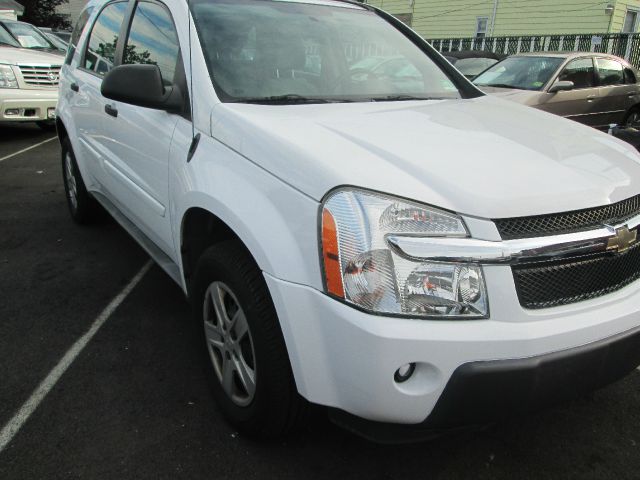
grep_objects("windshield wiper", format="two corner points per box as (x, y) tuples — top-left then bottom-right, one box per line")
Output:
(477, 83), (520, 89)
(238, 94), (345, 105)
(368, 95), (444, 102)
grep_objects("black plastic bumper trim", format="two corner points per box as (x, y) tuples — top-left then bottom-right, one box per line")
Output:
(329, 325), (640, 443)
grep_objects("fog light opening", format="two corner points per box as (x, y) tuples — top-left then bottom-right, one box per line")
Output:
(5, 109), (19, 116)
(47, 108), (56, 119)
(394, 363), (416, 383)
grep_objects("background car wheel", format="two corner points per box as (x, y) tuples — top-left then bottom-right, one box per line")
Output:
(624, 107), (640, 129)
(61, 138), (99, 224)
(192, 241), (307, 439)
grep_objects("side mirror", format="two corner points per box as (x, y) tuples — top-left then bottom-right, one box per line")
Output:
(548, 80), (575, 93)
(101, 64), (183, 113)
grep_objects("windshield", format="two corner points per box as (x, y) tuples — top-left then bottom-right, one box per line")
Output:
(454, 58), (498, 78)
(474, 56), (564, 90)
(43, 31), (68, 51)
(0, 25), (19, 47)
(191, 0), (461, 103)
(2, 22), (55, 50)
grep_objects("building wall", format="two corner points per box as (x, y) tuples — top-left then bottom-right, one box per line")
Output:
(57, 0), (89, 27)
(367, 0), (640, 38)
(611, 0), (640, 31)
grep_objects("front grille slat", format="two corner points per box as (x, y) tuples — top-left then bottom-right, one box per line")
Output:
(17, 65), (62, 87)
(513, 243), (640, 309)
(495, 194), (640, 240)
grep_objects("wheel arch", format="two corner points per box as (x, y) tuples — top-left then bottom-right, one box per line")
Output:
(56, 116), (69, 144)
(180, 205), (272, 296)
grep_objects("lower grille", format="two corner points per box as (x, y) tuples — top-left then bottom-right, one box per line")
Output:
(513, 243), (640, 309)
(18, 65), (62, 87)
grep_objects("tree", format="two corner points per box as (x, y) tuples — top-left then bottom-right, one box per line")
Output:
(20, 0), (71, 30)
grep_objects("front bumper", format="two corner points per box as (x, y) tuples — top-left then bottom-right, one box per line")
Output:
(330, 324), (640, 442)
(265, 269), (640, 427)
(0, 88), (58, 122)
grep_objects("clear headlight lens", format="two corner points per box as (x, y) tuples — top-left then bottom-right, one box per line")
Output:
(0, 65), (18, 89)
(321, 188), (488, 319)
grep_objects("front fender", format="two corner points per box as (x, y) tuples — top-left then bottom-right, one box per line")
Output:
(170, 126), (322, 292)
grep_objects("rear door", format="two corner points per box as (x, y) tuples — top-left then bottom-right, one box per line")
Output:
(66, 1), (129, 188)
(98, 0), (185, 258)
(538, 57), (601, 127)
(595, 57), (638, 127)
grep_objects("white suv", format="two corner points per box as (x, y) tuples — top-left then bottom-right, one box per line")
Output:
(57, 0), (640, 441)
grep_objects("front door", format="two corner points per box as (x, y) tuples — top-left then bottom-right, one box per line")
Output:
(99, 0), (184, 258)
(538, 57), (601, 127)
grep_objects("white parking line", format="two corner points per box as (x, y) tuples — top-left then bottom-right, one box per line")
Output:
(0, 260), (153, 453)
(0, 137), (57, 163)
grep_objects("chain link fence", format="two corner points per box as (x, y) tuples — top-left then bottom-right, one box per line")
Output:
(428, 33), (640, 69)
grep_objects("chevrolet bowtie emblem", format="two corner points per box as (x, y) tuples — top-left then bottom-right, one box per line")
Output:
(606, 225), (638, 254)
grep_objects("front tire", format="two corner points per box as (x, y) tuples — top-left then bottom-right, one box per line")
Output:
(61, 138), (99, 224)
(192, 241), (307, 439)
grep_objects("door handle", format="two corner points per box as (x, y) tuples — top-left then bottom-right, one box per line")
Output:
(104, 104), (118, 118)
(587, 95), (596, 102)
(70, 82), (79, 92)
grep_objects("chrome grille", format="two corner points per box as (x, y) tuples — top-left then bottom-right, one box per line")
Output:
(18, 65), (62, 87)
(494, 194), (640, 240)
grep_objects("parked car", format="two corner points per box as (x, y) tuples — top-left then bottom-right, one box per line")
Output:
(58, 0), (640, 441)
(0, 34), (62, 128)
(474, 52), (640, 129)
(38, 27), (72, 44)
(443, 50), (505, 80)
(38, 28), (69, 52)
(0, 19), (62, 54)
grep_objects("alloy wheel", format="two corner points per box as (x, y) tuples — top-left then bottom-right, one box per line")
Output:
(202, 281), (257, 407)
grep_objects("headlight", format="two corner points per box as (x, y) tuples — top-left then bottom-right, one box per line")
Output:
(321, 188), (488, 319)
(0, 65), (18, 89)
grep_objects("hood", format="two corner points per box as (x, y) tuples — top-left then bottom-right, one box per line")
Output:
(210, 96), (640, 219)
(479, 86), (542, 105)
(0, 46), (64, 65)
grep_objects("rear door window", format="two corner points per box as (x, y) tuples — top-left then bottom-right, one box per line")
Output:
(596, 58), (625, 86)
(558, 58), (596, 89)
(83, 1), (128, 76)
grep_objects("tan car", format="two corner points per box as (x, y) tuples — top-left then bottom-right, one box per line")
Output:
(474, 52), (640, 129)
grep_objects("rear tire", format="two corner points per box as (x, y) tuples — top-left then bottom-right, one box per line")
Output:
(192, 241), (307, 439)
(624, 107), (640, 129)
(61, 137), (99, 224)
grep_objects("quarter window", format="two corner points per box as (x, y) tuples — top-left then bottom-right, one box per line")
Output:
(558, 58), (595, 89)
(83, 1), (128, 76)
(596, 58), (624, 86)
(123, 1), (180, 86)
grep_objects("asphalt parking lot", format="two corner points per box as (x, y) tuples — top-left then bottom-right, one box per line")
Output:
(1, 123), (640, 480)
